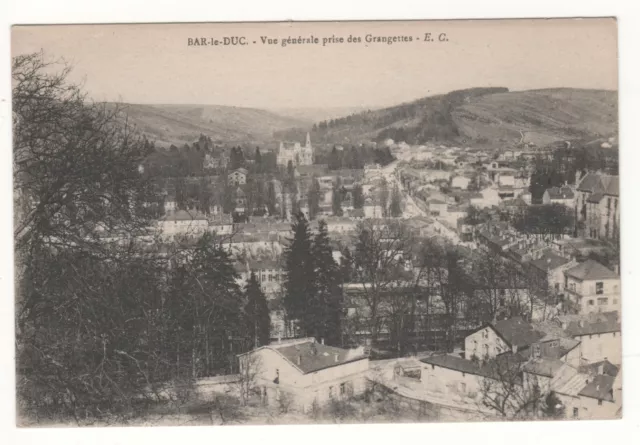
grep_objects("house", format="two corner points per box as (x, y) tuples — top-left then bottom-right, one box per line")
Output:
(427, 199), (448, 217)
(237, 338), (369, 412)
(363, 198), (382, 218)
(451, 175), (471, 190)
(574, 172), (619, 240)
(562, 260), (621, 315)
(325, 217), (358, 235)
(228, 168), (248, 186)
(247, 258), (285, 296)
(554, 360), (622, 420)
(158, 209), (209, 238)
(543, 186), (575, 207)
(527, 249), (577, 296)
(557, 312), (621, 365)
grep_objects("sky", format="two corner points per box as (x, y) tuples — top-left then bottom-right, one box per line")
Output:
(11, 18), (618, 110)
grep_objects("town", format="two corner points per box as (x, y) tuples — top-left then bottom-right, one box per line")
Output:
(123, 128), (620, 422)
(12, 41), (621, 426)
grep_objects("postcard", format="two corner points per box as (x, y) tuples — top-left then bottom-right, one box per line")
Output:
(11, 18), (620, 427)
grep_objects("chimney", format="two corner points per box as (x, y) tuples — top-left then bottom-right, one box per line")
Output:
(579, 320), (585, 328)
(598, 363), (604, 375)
(334, 353), (339, 363)
(297, 355), (302, 366)
(321, 338), (325, 345)
(278, 336), (282, 344)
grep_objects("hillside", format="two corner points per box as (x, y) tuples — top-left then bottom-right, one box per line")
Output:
(116, 103), (312, 147)
(267, 106), (377, 124)
(275, 88), (618, 148)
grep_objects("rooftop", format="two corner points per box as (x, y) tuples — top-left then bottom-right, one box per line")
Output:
(491, 317), (546, 348)
(522, 357), (567, 378)
(565, 259), (618, 281)
(557, 312), (621, 337)
(546, 186), (575, 200)
(272, 340), (368, 374)
(578, 374), (616, 402)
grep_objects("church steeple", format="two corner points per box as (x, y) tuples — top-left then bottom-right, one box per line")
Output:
(305, 132), (311, 148)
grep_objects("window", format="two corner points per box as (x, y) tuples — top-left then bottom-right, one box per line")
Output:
(573, 407), (579, 418)
(329, 386), (334, 398)
(570, 283), (576, 292)
(588, 299), (594, 306)
(459, 382), (467, 393)
(597, 297), (608, 306)
(482, 329), (489, 339)
(598, 399), (603, 406)
(596, 282), (604, 295)
(555, 283), (560, 291)
(340, 383), (346, 395)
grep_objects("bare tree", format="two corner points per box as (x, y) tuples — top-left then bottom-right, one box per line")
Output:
(351, 220), (415, 347)
(236, 353), (263, 406)
(478, 355), (545, 420)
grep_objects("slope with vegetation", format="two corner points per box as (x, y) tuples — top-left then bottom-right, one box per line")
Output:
(276, 87), (617, 148)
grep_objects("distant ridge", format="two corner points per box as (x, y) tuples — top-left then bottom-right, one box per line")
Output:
(114, 103), (312, 147)
(275, 87), (618, 148)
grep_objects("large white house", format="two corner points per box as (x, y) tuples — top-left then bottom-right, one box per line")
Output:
(237, 338), (369, 412)
(563, 259), (621, 315)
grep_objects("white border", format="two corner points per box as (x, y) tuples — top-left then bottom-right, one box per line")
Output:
(2, 1), (639, 444)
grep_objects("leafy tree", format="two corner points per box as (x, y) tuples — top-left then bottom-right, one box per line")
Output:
(244, 273), (271, 348)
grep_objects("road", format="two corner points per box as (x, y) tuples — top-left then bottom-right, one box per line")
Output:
(378, 160), (428, 218)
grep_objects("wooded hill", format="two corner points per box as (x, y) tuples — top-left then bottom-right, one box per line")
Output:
(275, 87), (618, 148)
(114, 103), (312, 147)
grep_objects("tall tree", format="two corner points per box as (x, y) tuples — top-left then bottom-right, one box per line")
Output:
(283, 212), (316, 336)
(390, 183), (403, 217)
(332, 179), (343, 216)
(255, 147), (262, 173)
(353, 184), (365, 209)
(378, 178), (389, 217)
(244, 272), (271, 348)
(266, 181), (277, 216)
(308, 177), (321, 220)
(312, 220), (343, 345)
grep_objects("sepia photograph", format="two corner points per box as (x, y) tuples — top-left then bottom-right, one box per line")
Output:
(10, 18), (621, 428)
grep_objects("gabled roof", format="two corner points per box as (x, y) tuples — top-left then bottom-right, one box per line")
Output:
(578, 374), (616, 402)
(522, 357), (567, 378)
(565, 259), (618, 281)
(421, 353), (526, 381)
(230, 167), (248, 175)
(558, 312), (621, 337)
(491, 317), (546, 348)
(577, 173), (619, 197)
(162, 209), (208, 221)
(546, 186), (575, 200)
(529, 251), (573, 272)
(579, 360), (619, 378)
(267, 340), (368, 374)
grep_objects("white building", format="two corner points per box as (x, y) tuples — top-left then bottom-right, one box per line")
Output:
(563, 260), (621, 315)
(277, 133), (313, 166)
(237, 338), (369, 412)
(158, 210), (209, 239)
